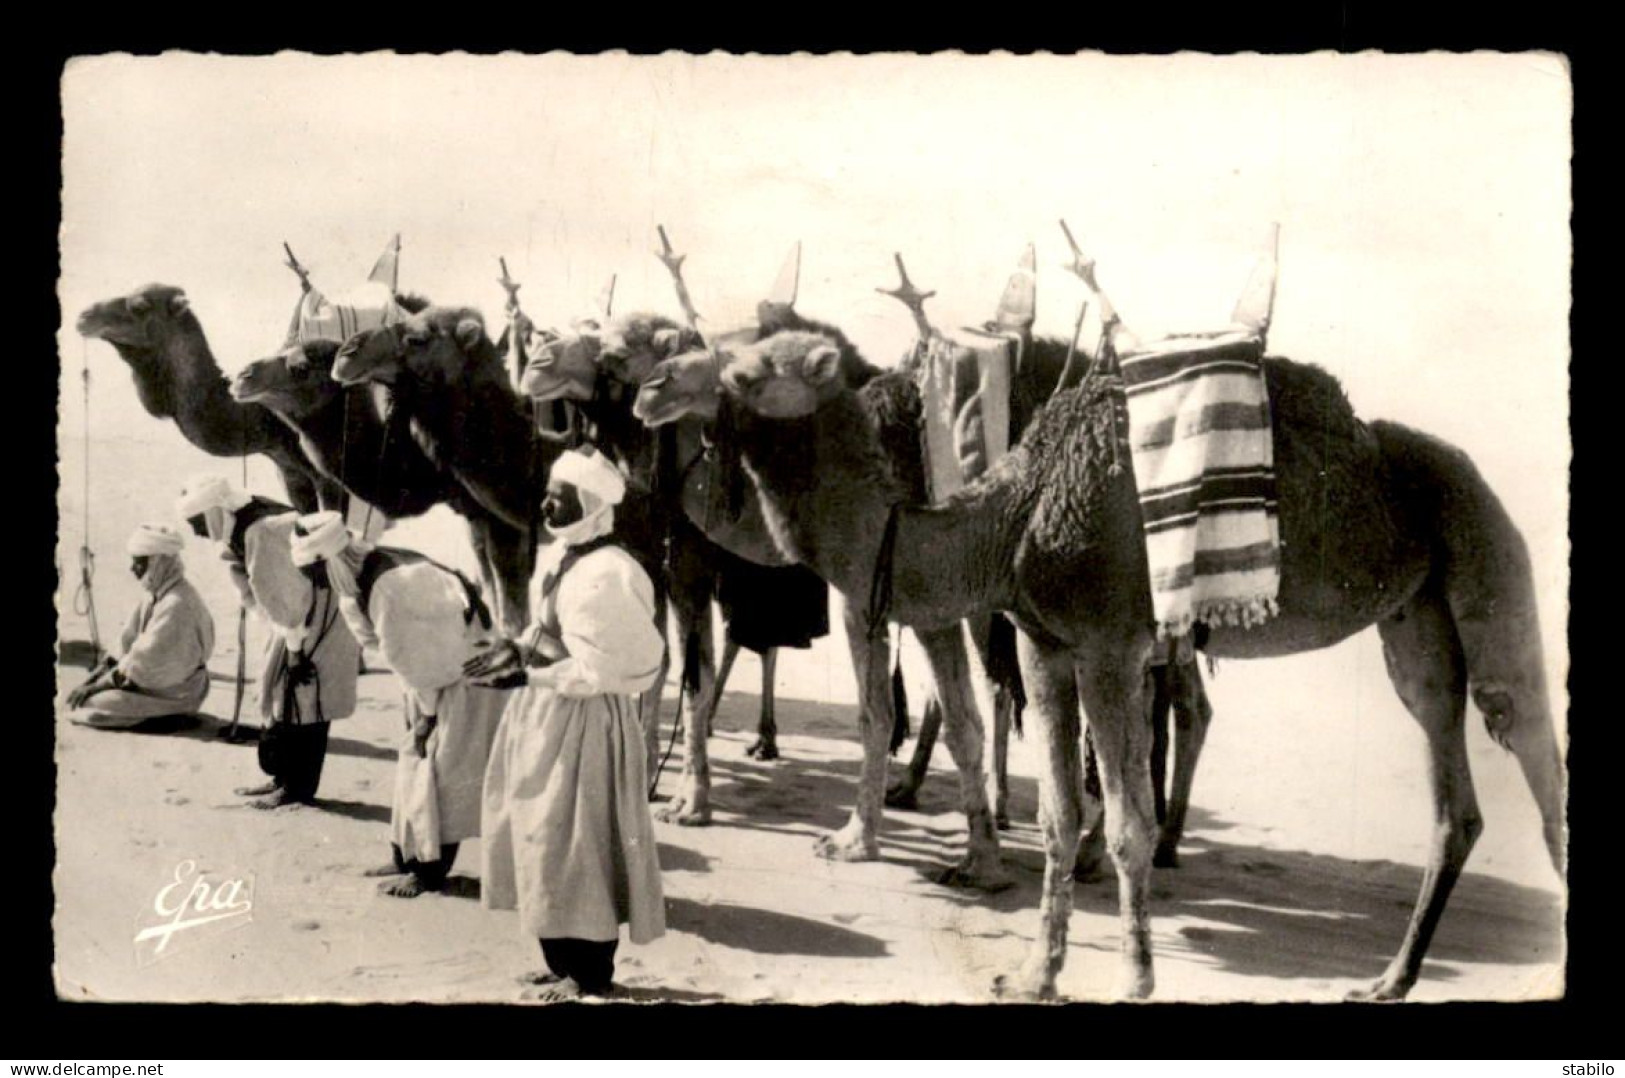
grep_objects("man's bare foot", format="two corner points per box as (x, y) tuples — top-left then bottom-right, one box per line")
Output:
(524, 976), (585, 1003)
(379, 876), (432, 898)
(249, 789), (304, 810)
(518, 970), (566, 987)
(235, 780), (280, 797)
(362, 863), (406, 878)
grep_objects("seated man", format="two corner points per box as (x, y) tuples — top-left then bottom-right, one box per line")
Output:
(65, 524), (215, 729)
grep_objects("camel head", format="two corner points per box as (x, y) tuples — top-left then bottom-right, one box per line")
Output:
(231, 341), (343, 418)
(719, 330), (845, 420)
(333, 307), (493, 390)
(596, 312), (703, 386)
(632, 349), (724, 427)
(518, 330), (601, 403)
(76, 284), (197, 352)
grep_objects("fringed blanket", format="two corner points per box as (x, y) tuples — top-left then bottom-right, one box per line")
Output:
(1119, 330), (1280, 638)
(918, 327), (1017, 501)
(292, 281), (409, 345)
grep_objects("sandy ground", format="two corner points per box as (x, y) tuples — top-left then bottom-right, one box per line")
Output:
(52, 427), (1566, 1005)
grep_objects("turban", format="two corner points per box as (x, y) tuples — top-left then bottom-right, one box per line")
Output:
(550, 448), (627, 508)
(175, 475), (252, 520)
(126, 523), (184, 558)
(290, 510), (351, 567)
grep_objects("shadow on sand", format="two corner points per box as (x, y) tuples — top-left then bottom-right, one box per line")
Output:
(665, 897), (889, 958)
(656, 701), (1562, 990)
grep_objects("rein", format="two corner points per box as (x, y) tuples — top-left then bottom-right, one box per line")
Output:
(865, 501), (904, 643)
(72, 340), (103, 668)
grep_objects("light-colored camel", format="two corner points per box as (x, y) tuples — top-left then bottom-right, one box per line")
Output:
(76, 284), (343, 512)
(331, 307), (564, 637)
(709, 327), (1563, 1001)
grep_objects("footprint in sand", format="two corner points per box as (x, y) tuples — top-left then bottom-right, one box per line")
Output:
(164, 795), (191, 806)
(291, 920), (321, 931)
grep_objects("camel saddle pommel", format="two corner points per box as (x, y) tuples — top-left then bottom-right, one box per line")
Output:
(916, 327), (1021, 503)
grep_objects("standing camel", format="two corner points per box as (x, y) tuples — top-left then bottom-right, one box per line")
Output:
(707, 327), (1562, 1001)
(521, 307), (843, 824)
(332, 307), (563, 637)
(76, 284), (343, 512)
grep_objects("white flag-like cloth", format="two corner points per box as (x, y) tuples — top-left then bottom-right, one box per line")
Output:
(295, 281), (409, 345)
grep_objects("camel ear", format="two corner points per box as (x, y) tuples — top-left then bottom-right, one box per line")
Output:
(804, 343), (842, 384)
(454, 318), (485, 352)
(652, 327), (683, 358)
(169, 292), (190, 317)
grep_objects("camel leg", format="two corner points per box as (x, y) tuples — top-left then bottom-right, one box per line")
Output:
(656, 603), (717, 827)
(1148, 665), (1172, 825)
(1155, 657), (1212, 869)
(885, 696), (941, 810)
(1074, 731), (1109, 882)
(746, 646), (780, 760)
(1351, 588), (1479, 1002)
(1075, 641), (1158, 1000)
(638, 588), (671, 791)
(473, 519), (534, 638)
(990, 688), (1012, 830)
(994, 633), (1083, 1001)
(915, 625), (1009, 892)
(815, 607), (890, 862)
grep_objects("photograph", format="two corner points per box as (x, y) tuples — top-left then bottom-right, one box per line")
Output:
(54, 50), (1570, 1005)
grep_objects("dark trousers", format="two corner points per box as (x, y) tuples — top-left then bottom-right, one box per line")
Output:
(539, 937), (619, 994)
(257, 720), (331, 801)
(388, 842), (460, 889)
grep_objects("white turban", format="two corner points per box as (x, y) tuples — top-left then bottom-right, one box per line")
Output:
(127, 523), (184, 558)
(550, 448), (627, 508)
(175, 475), (252, 520)
(290, 510), (351, 567)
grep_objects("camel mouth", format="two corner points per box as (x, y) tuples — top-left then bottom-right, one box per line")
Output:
(331, 344), (381, 387)
(631, 391), (678, 427)
(518, 366), (591, 403)
(75, 308), (141, 345)
(228, 369), (272, 403)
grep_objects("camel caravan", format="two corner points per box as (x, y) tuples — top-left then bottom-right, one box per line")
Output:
(71, 222), (1564, 1003)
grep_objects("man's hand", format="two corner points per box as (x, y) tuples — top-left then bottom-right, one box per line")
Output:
(412, 714), (438, 758)
(463, 639), (521, 681)
(287, 651), (318, 687)
(66, 680), (99, 709)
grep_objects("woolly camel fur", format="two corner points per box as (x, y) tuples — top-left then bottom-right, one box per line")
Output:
(713, 328), (1563, 1002)
(636, 331), (1212, 867)
(76, 284), (342, 513)
(331, 307), (565, 638)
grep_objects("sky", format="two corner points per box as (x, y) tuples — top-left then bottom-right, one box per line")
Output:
(57, 51), (1572, 698)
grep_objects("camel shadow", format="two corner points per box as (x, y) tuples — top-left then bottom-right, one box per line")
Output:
(326, 736), (398, 763)
(981, 828), (1563, 985)
(665, 897), (889, 958)
(441, 875), (482, 901)
(309, 797), (392, 824)
(658, 843), (714, 874)
(610, 983), (729, 1004)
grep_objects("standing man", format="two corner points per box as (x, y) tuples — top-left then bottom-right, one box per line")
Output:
(468, 447), (667, 1001)
(290, 510), (508, 897)
(65, 523), (215, 729)
(176, 476), (359, 809)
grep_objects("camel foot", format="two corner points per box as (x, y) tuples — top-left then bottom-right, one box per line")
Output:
(379, 876), (431, 899)
(654, 793), (712, 827)
(1346, 974), (1412, 1002)
(992, 959), (1057, 1002)
(745, 738), (779, 761)
(884, 781), (921, 811)
(814, 820), (880, 863)
(934, 854), (1014, 893)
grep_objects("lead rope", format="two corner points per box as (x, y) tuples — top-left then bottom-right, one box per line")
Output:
(224, 442), (251, 740)
(72, 341), (103, 668)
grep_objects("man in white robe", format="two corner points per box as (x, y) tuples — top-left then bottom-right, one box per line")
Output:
(467, 447), (667, 1000)
(177, 476), (359, 808)
(290, 511), (508, 897)
(65, 524), (215, 729)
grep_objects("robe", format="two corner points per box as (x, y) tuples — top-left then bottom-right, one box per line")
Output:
(67, 566), (215, 728)
(339, 551), (508, 863)
(482, 541), (667, 944)
(236, 513), (359, 726)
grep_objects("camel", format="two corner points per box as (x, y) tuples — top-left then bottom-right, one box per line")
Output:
(332, 307), (565, 637)
(520, 307), (851, 826)
(76, 284), (343, 512)
(707, 326), (1564, 1001)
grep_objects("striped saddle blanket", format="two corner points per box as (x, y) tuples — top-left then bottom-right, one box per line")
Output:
(1119, 330), (1280, 638)
(917, 326), (1017, 501)
(292, 281), (409, 345)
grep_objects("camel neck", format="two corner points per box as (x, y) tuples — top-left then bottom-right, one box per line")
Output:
(738, 391), (1012, 629)
(150, 319), (274, 455)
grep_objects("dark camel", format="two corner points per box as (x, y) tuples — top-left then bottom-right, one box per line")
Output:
(332, 307), (564, 637)
(521, 308), (845, 825)
(76, 284), (342, 512)
(711, 328), (1563, 1002)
